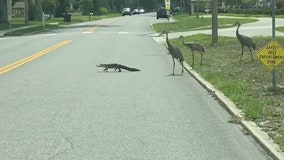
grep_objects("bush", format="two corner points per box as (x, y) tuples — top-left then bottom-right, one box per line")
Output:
(276, 8), (284, 15)
(99, 7), (109, 15)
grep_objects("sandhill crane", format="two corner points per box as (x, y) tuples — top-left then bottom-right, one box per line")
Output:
(179, 35), (205, 66)
(234, 22), (256, 62)
(159, 31), (185, 75)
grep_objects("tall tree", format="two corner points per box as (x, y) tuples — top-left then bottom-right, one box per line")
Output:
(55, 0), (69, 17)
(25, 0), (29, 24)
(0, 0), (8, 23)
(42, 0), (56, 16)
(212, 0), (218, 43)
(93, 0), (102, 13)
(140, 0), (159, 10)
(79, 0), (93, 15)
(34, 0), (43, 20)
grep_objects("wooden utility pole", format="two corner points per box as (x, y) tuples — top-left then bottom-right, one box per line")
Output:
(35, 0), (43, 21)
(211, 0), (218, 43)
(7, 0), (12, 20)
(25, 0), (29, 24)
(271, 0), (276, 86)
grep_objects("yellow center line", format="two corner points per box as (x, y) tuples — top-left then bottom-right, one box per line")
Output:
(86, 26), (98, 33)
(0, 40), (72, 75)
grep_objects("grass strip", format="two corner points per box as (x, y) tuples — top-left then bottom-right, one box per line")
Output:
(170, 33), (284, 151)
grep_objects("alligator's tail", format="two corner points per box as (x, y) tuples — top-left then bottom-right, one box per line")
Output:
(119, 64), (140, 72)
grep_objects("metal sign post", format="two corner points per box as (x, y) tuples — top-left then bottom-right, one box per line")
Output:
(271, 0), (276, 86)
(165, 0), (171, 23)
(8, 15), (12, 32)
(255, 0), (283, 87)
(7, 0), (12, 33)
(42, 12), (45, 29)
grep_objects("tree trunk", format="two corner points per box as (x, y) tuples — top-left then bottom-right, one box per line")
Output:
(25, 0), (29, 24)
(0, 0), (8, 23)
(35, 0), (42, 21)
(211, 0), (218, 44)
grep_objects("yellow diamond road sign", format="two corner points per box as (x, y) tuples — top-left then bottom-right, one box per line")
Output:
(165, 0), (171, 10)
(255, 40), (284, 71)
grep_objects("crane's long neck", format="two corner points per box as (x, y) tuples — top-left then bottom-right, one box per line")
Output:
(165, 33), (170, 46)
(164, 32), (175, 50)
(236, 23), (240, 36)
(165, 33), (173, 48)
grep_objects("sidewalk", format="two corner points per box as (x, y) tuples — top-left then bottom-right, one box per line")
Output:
(0, 25), (37, 37)
(0, 29), (10, 37)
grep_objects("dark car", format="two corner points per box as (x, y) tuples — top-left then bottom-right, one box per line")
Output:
(156, 7), (168, 19)
(122, 8), (131, 16)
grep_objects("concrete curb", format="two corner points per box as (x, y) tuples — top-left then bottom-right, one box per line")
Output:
(182, 63), (284, 160)
(0, 25), (38, 37)
(0, 31), (6, 37)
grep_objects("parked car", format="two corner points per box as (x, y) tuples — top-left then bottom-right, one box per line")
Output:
(204, 8), (212, 13)
(139, 8), (145, 14)
(173, 7), (181, 13)
(132, 9), (140, 15)
(156, 7), (169, 19)
(122, 8), (131, 16)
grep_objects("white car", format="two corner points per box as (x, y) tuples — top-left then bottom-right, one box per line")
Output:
(132, 9), (140, 15)
(139, 9), (145, 14)
(122, 8), (131, 16)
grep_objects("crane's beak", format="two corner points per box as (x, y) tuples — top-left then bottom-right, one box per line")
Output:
(233, 22), (240, 26)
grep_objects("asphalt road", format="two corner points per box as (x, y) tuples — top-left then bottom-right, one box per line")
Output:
(0, 13), (274, 159)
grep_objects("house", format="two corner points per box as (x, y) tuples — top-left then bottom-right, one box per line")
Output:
(12, 2), (25, 17)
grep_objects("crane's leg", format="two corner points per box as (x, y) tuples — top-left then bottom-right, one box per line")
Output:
(180, 61), (184, 74)
(249, 48), (253, 61)
(200, 53), (203, 66)
(172, 57), (175, 75)
(239, 45), (244, 63)
(192, 52), (195, 67)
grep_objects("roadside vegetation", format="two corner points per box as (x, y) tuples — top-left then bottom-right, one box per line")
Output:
(152, 13), (284, 151)
(154, 14), (258, 32)
(1, 13), (119, 36)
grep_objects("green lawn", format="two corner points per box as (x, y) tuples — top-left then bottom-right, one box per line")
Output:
(0, 13), (120, 36)
(154, 13), (258, 32)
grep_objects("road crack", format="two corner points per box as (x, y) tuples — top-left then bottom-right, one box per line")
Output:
(48, 136), (74, 160)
